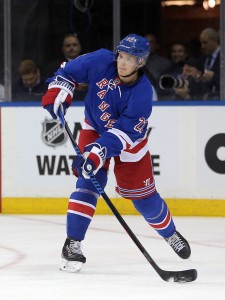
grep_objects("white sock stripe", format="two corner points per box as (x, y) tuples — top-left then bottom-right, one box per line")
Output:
(67, 210), (93, 220)
(147, 202), (164, 221)
(69, 199), (96, 210)
(76, 188), (99, 198)
(155, 215), (172, 230)
(148, 210), (171, 230)
(148, 209), (169, 226)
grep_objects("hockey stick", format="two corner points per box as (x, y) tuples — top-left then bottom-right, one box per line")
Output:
(58, 109), (197, 283)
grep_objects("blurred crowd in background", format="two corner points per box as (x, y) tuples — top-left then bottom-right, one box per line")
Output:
(0, 0), (221, 102)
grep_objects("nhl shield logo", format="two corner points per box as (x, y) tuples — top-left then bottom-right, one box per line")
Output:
(42, 118), (67, 147)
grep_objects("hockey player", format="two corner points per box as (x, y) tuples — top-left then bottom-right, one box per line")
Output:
(42, 34), (191, 272)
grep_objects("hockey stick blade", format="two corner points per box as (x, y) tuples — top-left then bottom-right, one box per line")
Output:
(158, 268), (197, 283)
(57, 110), (197, 283)
(143, 249), (197, 282)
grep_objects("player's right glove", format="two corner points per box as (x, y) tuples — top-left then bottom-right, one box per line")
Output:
(42, 75), (75, 119)
(72, 143), (107, 179)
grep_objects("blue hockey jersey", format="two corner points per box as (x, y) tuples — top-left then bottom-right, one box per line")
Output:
(48, 49), (153, 162)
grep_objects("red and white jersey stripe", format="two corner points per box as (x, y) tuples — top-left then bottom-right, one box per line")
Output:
(108, 127), (148, 162)
(83, 119), (95, 130)
(82, 120), (149, 163)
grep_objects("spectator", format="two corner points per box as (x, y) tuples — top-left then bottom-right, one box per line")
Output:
(145, 33), (172, 84)
(44, 33), (88, 101)
(158, 42), (189, 100)
(43, 34), (82, 79)
(12, 59), (47, 101)
(173, 58), (210, 100)
(165, 42), (189, 76)
(200, 28), (220, 100)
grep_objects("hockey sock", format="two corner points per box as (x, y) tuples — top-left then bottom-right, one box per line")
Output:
(67, 168), (107, 240)
(132, 192), (175, 238)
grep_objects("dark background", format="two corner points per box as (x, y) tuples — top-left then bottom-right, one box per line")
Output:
(0, 0), (220, 83)
(9, 0), (161, 69)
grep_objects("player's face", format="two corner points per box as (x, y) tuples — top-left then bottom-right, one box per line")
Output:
(117, 52), (139, 77)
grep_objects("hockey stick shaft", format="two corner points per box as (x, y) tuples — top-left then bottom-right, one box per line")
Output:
(58, 110), (197, 283)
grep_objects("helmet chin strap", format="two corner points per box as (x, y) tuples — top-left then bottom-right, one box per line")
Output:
(120, 71), (138, 78)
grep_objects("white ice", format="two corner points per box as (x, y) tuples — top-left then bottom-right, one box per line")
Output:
(0, 215), (225, 300)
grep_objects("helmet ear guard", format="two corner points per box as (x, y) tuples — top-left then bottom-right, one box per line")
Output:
(137, 57), (146, 66)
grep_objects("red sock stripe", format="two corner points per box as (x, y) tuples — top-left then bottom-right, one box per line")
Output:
(68, 201), (95, 218)
(149, 211), (171, 230)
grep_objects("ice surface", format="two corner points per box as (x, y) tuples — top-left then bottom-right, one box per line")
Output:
(0, 215), (225, 300)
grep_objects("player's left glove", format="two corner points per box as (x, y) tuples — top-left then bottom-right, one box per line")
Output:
(43, 89), (70, 119)
(72, 143), (107, 179)
(42, 76), (75, 119)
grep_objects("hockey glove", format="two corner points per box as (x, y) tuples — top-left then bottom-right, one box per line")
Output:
(42, 76), (75, 119)
(72, 155), (85, 177)
(72, 143), (107, 179)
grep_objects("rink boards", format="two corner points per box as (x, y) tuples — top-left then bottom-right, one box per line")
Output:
(0, 102), (225, 216)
